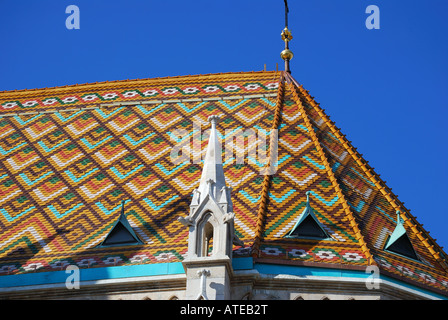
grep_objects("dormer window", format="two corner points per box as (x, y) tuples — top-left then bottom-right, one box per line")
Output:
(384, 211), (419, 261)
(285, 191), (331, 240)
(98, 200), (143, 247)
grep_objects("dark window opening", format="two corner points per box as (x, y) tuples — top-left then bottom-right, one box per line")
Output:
(102, 222), (139, 246)
(288, 215), (328, 240)
(386, 233), (419, 261)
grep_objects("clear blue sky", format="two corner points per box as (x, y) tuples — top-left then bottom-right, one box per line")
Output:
(1, 0), (447, 250)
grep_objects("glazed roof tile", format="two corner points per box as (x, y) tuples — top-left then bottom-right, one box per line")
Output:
(0, 70), (447, 296)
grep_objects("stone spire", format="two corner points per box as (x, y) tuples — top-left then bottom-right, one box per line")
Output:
(195, 115), (227, 204)
(178, 114), (239, 257)
(178, 115), (241, 300)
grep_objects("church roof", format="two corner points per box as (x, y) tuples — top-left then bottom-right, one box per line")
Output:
(0, 70), (447, 296)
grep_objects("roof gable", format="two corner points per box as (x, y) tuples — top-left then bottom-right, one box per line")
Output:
(285, 192), (332, 240)
(384, 211), (419, 261)
(99, 201), (143, 247)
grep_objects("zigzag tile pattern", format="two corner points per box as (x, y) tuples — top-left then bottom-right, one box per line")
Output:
(290, 81), (448, 294)
(0, 72), (279, 274)
(0, 71), (447, 296)
(255, 86), (368, 266)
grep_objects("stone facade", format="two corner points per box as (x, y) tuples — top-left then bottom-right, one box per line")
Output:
(2, 268), (439, 300)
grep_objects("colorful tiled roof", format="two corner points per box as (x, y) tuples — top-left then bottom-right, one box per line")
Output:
(0, 71), (447, 296)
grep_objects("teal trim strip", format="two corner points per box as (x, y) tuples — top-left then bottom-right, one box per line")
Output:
(0, 262), (185, 288)
(254, 263), (447, 300)
(232, 257), (253, 270)
(255, 263), (366, 278)
(2, 258), (443, 299)
(0, 258), (253, 289)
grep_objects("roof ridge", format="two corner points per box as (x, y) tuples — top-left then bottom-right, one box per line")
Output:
(285, 73), (374, 265)
(0, 70), (277, 96)
(251, 72), (287, 257)
(290, 75), (448, 273)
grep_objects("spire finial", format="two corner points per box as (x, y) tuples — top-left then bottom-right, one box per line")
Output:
(396, 210), (403, 225)
(196, 115), (225, 200)
(281, 0), (294, 74)
(121, 199), (126, 216)
(306, 191), (311, 203)
(207, 115), (220, 128)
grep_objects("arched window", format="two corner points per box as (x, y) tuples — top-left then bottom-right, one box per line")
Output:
(196, 212), (216, 257)
(203, 222), (214, 257)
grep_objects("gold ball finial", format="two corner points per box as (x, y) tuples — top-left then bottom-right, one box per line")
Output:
(280, 28), (294, 62)
(281, 1), (293, 73)
(280, 49), (294, 61)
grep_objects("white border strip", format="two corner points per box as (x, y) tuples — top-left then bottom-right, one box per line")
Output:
(0, 93), (278, 118)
